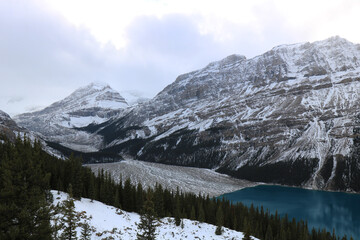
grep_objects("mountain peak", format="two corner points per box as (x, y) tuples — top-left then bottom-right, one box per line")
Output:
(220, 54), (246, 64)
(319, 35), (349, 44)
(61, 82), (127, 110)
(84, 81), (110, 91)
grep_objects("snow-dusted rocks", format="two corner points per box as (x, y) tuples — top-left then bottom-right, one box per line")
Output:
(51, 191), (257, 240)
(89, 37), (360, 192)
(0, 109), (28, 141)
(14, 82), (128, 153)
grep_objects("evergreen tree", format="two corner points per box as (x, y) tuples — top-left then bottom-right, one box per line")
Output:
(79, 216), (92, 240)
(123, 178), (134, 211)
(79, 221), (91, 240)
(68, 155), (83, 200)
(60, 186), (80, 240)
(153, 183), (164, 218)
(198, 202), (205, 222)
(136, 183), (144, 212)
(137, 193), (159, 240)
(174, 196), (181, 226)
(265, 224), (273, 240)
(190, 206), (196, 220)
(51, 204), (63, 240)
(215, 204), (224, 235)
(180, 219), (184, 229)
(87, 174), (95, 202)
(114, 188), (120, 208)
(0, 138), (52, 240)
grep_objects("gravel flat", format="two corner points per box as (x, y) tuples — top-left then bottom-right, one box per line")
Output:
(86, 159), (258, 197)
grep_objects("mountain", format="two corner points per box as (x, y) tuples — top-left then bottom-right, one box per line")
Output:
(0, 110), (27, 141)
(82, 36), (360, 192)
(14, 82), (128, 154)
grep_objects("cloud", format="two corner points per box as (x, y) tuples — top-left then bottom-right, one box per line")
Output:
(0, 0), (115, 115)
(7, 97), (24, 104)
(1, 0), (359, 116)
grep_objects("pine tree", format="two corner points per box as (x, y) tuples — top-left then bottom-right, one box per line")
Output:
(123, 178), (134, 211)
(190, 206), (196, 220)
(60, 185), (80, 240)
(68, 155), (83, 200)
(174, 196), (181, 226)
(136, 183), (144, 212)
(51, 203), (63, 240)
(265, 224), (273, 240)
(137, 193), (159, 240)
(88, 174), (95, 202)
(198, 202), (205, 222)
(114, 188), (120, 208)
(0, 138), (52, 240)
(153, 183), (164, 218)
(79, 216), (92, 240)
(215, 204), (224, 235)
(79, 221), (91, 240)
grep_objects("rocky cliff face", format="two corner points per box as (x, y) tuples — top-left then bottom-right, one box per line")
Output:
(14, 82), (128, 153)
(0, 110), (27, 141)
(86, 36), (360, 192)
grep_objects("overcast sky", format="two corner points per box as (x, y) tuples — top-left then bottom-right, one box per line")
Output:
(1, 0), (360, 116)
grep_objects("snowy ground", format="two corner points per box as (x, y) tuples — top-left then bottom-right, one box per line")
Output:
(52, 190), (258, 240)
(86, 160), (258, 197)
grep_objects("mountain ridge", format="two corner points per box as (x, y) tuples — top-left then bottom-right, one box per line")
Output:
(13, 36), (360, 192)
(87, 36), (360, 192)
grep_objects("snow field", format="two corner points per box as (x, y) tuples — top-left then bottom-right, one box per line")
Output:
(51, 190), (258, 240)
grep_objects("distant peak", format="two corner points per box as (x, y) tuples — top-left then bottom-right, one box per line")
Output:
(72, 82), (113, 96)
(86, 81), (110, 90)
(315, 36), (352, 46)
(324, 35), (347, 42)
(220, 54), (246, 64)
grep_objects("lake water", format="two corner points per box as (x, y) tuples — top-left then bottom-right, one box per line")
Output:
(219, 185), (360, 238)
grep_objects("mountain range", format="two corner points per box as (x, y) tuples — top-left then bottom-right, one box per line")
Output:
(4, 36), (360, 192)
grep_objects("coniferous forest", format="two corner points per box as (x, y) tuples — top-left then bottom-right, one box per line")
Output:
(0, 136), (354, 240)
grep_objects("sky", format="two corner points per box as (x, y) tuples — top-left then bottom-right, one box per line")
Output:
(1, 0), (360, 116)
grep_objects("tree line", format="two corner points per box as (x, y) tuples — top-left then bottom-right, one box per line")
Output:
(0, 136), (354, 239)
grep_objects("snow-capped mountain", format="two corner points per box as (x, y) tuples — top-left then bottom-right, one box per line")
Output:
(14, 82), (128, 153)
(85, 36), (360, 192)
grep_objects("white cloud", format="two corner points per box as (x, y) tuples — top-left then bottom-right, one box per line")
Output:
(1, 0), (360, 116)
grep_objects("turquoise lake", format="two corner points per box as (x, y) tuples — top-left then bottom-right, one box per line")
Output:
(219, 185), (360, 238)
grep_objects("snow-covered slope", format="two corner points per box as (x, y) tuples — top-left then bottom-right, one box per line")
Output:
(88, 36), (360, 192)
(52, 191), (258, 240)
(14, 82), (128, 152)
(120, 90), (150, 106)
(86, 160), (258, 197)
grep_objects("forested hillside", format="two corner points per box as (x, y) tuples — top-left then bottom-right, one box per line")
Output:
(0, 135), (353, 239)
